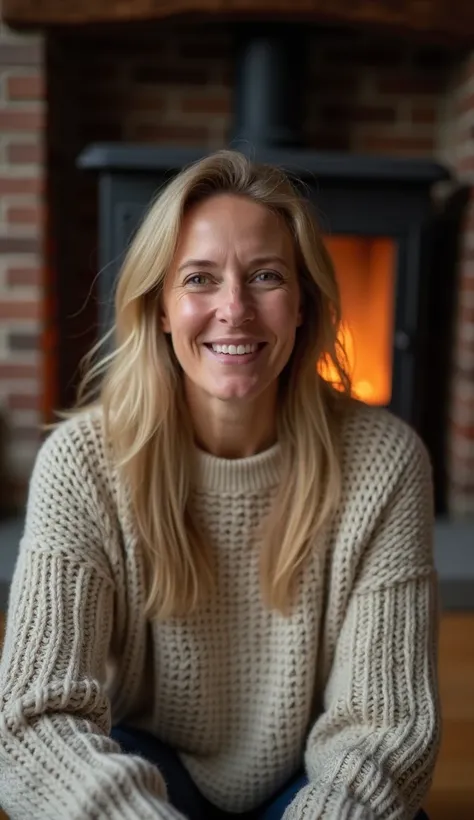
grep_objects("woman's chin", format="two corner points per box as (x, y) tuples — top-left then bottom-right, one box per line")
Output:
(184, 371), (277, 405)
(207, 376), (268, 403)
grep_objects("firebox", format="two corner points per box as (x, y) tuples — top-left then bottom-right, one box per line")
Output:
(78, 24), (450, 505)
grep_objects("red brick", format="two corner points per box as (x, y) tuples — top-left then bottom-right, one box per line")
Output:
(411, 106), (437, 125)
(0, 363), (38, 379)
(309, 72), (358, 95)
(321, 43), (402, 68)
(451, 382), (474, 400)
(0, 301), (41, 320)
(180, 92), (231, 116)
(6, 141), (43, 164)
(306, 129), (351, 152)
(127, 90), (166, 113)
(459, 243), (474, 260)
(359, 135), (434, 155)
(451, 421), (474, 440)
(81, 120), (123, 142)
(0, 109), (44, 132)
(460, 247), (474, 263)
(377, 74), (442, 95)
(0, 177), (42, 195)
(7, 393), (41, 411)
(456, 338), (474, 357)
(133, 65), (210, 86)
(457, 91), (474, 116)
(6, 205), (42, 226)
(448, 482), (474, 500)
(6, 267), (42, 287)
(177, 39), (232, 63)
(461, 55), (474, 86)
(6, 74), (44, 101)
(463, 212), (474, 232)
(458, 156), (474, 174)
(132, 123), (210, 144)
(461, 305), (474, 323)
(322, 104), (396, 125)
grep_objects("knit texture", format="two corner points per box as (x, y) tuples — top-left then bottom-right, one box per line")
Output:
(0, 402), (440, 819)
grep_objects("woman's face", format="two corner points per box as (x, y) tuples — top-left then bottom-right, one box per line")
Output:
(161, 193), (302, 405)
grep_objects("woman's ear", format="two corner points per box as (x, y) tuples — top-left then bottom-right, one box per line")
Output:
(296, 273), (305, 327)
(160, 300), (171, 334)
(296, 301), (304, 327)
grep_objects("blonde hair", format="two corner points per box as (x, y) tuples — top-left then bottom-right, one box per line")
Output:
(68, 149), (350, 619)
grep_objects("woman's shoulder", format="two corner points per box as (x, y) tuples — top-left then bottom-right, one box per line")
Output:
(32, 406), (109, 493)
(22, 407), (123, 576)
(338, 399), (431, 495)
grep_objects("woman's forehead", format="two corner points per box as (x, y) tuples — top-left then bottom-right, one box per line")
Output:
(175, 194), (295, 259)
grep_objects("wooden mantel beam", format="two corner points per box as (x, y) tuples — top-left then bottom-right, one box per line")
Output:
(2, 0), (474, 44)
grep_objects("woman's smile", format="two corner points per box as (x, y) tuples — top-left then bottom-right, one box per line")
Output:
(202, 340), (268, 365)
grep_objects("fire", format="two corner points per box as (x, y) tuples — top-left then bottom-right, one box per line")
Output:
(318, 322), (382, 403)
(319, 236), (395, 407)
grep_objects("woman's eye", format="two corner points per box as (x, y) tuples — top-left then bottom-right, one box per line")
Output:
(253, 270), (282, 283)
(185, 274), (210, 286)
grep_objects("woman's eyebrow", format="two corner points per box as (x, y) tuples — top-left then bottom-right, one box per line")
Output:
(249, 255), (291, 270)
(178, 259), (218, 272)
(177, 255), (291, 273)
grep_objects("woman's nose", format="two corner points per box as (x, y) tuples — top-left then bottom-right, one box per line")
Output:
(215, 285), (254, 326)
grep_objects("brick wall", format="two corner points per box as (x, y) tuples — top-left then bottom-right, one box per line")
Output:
(0, 16), (45, 511)
(438, 55), (474, 515)
(49, 23), (449, 404)
(0, 18), (472, 514)
(71, 25), (448, 154)
(305, 32), (447, 155)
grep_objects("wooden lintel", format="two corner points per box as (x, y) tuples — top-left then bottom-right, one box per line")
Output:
(2, 0), (474, 45)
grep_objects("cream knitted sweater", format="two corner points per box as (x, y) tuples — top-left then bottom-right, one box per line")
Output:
(0, 402), (440, 820)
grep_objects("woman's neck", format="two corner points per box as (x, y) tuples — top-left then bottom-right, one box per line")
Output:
(184, 381), (278, 459)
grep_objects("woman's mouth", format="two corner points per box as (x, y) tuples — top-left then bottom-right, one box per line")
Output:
(204, 342), (266, 363)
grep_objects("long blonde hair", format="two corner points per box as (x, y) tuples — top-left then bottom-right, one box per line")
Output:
(68, 150), (351, 619)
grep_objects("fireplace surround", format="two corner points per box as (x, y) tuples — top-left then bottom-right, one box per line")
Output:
(78, 26), (451, 507)
(1, 0), (473, 517)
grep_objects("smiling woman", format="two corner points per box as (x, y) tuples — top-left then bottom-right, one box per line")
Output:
(0, 150), (438, 820)
(160, 194), (303, 456)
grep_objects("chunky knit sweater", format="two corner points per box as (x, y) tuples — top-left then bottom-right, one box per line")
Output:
(0, 402), (439, 820)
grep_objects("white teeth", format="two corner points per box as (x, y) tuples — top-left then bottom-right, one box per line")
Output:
(211, 343), (258, 355)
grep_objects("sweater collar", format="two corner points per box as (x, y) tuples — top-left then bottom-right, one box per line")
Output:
(193, 443), (282, 493)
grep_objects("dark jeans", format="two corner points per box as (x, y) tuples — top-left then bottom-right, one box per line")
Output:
(111, 725), (430, 820)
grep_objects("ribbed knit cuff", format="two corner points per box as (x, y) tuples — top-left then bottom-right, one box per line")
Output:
(282, 783), (374, 820)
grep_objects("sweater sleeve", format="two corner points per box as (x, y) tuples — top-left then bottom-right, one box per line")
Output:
(283, 432), (440, 820)
(0, 421), (185, 820)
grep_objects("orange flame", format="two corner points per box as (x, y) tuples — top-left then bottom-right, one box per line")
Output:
(319, 237), (395, 407)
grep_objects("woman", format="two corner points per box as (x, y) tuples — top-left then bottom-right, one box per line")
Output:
(0, 150), (439, 819)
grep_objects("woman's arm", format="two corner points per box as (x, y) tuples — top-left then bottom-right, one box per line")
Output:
(283, 431), (440, 820)
(0, 419), (185, 820)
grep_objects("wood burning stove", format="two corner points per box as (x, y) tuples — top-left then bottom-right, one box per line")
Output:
(78, 24), (450, 505)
